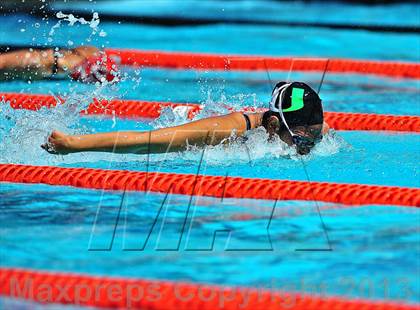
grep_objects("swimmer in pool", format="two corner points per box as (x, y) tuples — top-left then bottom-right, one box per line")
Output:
(42, 81), (329, 156)
(0, 46), (119, 83)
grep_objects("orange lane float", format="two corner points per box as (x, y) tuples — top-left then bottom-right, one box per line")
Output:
(1, 268), (418, 310)
(104, 48), (420, 79)
(0, 164), (419, 207)
(2, 93), (420, 132)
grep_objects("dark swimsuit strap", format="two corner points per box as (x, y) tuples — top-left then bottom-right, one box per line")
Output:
(243, 113), (251, 131)
(52, 51), (59, 75)
(51, 48), (72, 76)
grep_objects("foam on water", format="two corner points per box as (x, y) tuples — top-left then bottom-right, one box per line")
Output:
(181, 127), (344, 167)
(0, 75), (121, 165)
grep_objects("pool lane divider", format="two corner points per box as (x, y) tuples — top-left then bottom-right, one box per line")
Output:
(2, 93), (420, 133)
(0, 164), (418, 207)
(0, 268), (418, 310)
(104, 48), (420, 79)
(3, 9), (419, 33)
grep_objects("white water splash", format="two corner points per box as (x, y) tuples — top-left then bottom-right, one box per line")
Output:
(151, 91), (250, 129)
(151, 106), (192, 129)
(0, 76), (121, 164)
(0, 99), (75, 164)
(48, 11), (106, 43)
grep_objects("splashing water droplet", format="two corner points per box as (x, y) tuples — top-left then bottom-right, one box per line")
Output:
(89, 12), (100, 29)
(50, 11), (104, 42)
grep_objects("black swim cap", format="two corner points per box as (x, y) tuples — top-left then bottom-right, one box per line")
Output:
(269, 81), (323, 127)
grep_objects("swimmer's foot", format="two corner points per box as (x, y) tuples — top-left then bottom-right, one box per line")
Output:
(41, 130), (73, 155)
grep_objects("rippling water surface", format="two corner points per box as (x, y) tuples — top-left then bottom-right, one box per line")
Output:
(0, 1), (419, 307)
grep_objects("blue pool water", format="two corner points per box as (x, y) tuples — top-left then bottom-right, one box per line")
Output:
(0, 0), (419, 307)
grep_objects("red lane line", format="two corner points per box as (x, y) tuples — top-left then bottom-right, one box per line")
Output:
(104, 48), (420, 79)
(0, 164), (419, 207)
(2, 92), (420, 132)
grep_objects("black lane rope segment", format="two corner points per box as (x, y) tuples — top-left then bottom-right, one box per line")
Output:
(0, 9), (419, 34)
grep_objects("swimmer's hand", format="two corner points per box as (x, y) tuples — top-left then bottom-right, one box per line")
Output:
(41, 130), (72, 155)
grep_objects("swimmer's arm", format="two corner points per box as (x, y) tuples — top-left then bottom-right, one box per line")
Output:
(0, 49), (55, 79)
(64, 127), (199, 154)
(45, 113), (244, 154)
(0, 46), (99, 80)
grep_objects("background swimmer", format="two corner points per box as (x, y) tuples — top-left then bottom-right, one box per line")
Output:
(0, 46), (119, 83)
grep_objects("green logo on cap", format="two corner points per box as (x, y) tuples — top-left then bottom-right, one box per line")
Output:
(282, 88), (304, 112)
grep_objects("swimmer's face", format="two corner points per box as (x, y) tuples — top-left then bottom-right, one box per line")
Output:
(265, 115), (322, 154)
(278, 125), (323, 155)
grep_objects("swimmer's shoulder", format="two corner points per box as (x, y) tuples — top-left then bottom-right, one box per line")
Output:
(224, 112), (249, 128)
